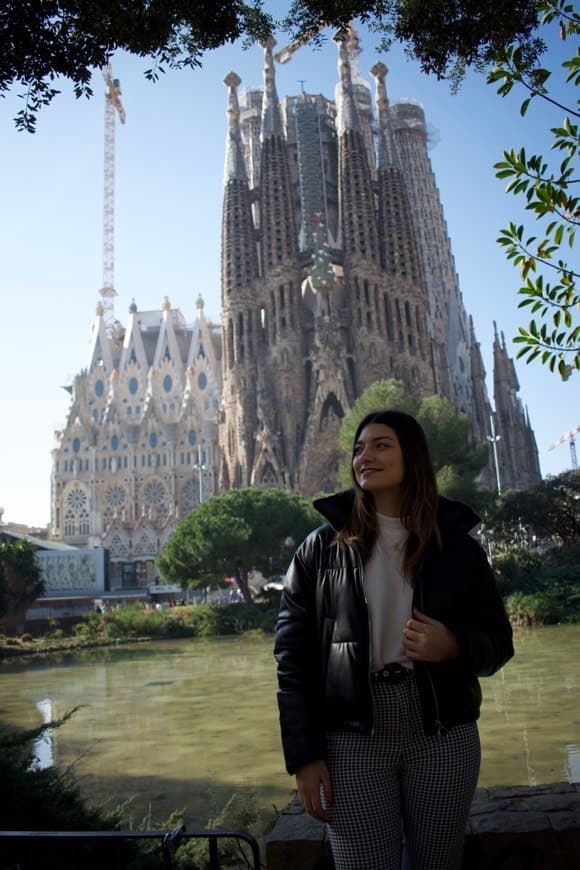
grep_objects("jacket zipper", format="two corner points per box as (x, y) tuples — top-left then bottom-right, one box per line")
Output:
(352, 546), (375, 736)
(416, 563), (447, 737)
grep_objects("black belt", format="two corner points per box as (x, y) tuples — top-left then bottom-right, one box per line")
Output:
(371, 663), (412, 683)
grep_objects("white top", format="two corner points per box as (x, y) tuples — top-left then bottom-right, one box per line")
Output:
(363, 513), (413, 671)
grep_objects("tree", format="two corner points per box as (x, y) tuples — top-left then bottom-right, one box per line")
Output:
(283, 1), (542, 81)
(336, 380), (489, 503)
(156, 488), (319, 603)
(2, 0), (274, 132)
(490, 0), (579, 378)
(0, 538), (44, 620)
(3, 1), (541, 131)
(486, 468), (580, 544)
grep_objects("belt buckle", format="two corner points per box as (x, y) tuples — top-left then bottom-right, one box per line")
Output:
(379, 663), (407, 682)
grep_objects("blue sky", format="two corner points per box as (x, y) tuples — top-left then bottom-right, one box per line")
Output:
(0, 10), (577, 526)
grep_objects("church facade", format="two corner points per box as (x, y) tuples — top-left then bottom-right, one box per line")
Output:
(50, 33), (540, 586)
(217, 33), (540, 495)
(50, 297), (222, 588)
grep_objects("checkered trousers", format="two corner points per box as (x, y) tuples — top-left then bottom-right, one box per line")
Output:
(323, 672), (480, 870)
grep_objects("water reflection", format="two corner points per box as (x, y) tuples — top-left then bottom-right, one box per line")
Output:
(1, 625), (578, 826)
(565, 745), (580, 781)
(31, 698), (54, 770)
(477, 625), (580, 788)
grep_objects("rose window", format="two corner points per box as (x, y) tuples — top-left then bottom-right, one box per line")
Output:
(143, 480), (167, 506)
(105, 485), (126, 508)
(65, 488), (88, 511)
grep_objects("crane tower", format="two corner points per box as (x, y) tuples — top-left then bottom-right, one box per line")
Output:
(549, 424), (580, 470)
(100, 64), (126, 333)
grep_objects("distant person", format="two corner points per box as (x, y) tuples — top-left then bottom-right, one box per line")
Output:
(275, 410), (514, 870)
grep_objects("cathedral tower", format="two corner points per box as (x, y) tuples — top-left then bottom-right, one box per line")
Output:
(493, 323), (541, 490)
(255, 40), (306, 484)
(217, 33), (540, 497)
(220, 71), (260, 488)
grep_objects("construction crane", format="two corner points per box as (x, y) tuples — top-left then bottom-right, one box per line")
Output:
(274, 25), (325, 65)
(100, 64), (126, 334)
(274, 23), (356, 66)
(549, 424), (580, 470)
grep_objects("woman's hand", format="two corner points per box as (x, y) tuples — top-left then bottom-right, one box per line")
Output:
(295, 759), (333, 823)
(403, 608), (460, 662)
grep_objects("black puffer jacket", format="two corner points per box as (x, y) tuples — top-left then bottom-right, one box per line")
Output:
(275, 490), (514, 775)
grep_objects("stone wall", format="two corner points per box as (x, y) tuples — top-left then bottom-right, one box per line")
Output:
(266, 782), (580, 869)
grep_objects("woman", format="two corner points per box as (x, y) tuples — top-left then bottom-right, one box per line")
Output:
(275, 410), (513, 870)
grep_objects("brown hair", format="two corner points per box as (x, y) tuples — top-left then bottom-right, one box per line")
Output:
(337, 409), (441, 579)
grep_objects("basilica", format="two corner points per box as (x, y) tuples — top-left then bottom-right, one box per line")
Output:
(50, 32), (540, 589)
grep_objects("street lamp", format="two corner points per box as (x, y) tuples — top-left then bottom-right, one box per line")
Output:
(487, 414), (502, 496)
(194, 443), (206, 504)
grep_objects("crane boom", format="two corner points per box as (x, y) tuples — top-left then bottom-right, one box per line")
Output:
(549, 424), (580, 470)
(100, 64), (126, 334)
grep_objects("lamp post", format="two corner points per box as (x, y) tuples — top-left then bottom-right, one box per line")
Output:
(487, 414), (502, 496)
(194, 443), (206, 504)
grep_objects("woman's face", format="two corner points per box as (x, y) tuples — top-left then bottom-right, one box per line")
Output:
(352, 423), (405, 505)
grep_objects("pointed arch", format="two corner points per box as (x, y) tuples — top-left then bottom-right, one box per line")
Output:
(320, 392), (344, 432)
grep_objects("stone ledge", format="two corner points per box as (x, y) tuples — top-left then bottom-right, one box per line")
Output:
(265, 783), (580, 869)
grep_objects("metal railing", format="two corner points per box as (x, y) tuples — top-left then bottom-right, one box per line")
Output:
(0, 824), (261, 869)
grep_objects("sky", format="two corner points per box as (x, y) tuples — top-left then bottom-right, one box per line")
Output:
(0, 7), (577, 527)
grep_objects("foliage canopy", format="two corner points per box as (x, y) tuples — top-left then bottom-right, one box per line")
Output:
(0, 537), (44, 620)
(4, 2), (574, 371)
(336, 380), (489, 503)
(3, 0), (541, 131)
(486, 468), (580, 544)
(156, 487), (319, 602)
(491, 0), (579, 377)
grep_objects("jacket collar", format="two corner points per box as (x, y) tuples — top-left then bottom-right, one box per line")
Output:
(313, 489), (356, 532)
(313, 489), (481, 535)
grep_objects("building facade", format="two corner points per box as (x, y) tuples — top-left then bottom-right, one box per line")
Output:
(50, 32), (540, 580)
(217, 33), (540, 495)
(50, 297), (222, 588)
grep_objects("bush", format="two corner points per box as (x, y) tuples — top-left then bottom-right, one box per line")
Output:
(493, 543), (580, 624)
(505, 591), (567, 626)
(0, 714), (142, 868)
(492, 546), (542, 595)
(0, 715), (274, 869)
(171, 791), (265, 870)
(181, 603), (275, 638)
(69, 602), (276, 644)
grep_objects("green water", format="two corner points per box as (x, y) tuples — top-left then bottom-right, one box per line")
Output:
(1, 625), (578, 827)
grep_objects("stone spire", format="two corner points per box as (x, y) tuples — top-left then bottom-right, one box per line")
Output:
(335, 34), (379, 268)
(493, 321), (541, 489)
(220, 72), (261, 488)
(372, 61), (422, 283)
(371, 61), (398, 170)
(260, 38), (283, 140)
(259, 37), (298, 271)
(468, 315), (494, 457)
(223, 72), (247, 183)
(335, 35), (359, 136)
(256, 38), (304, 477)
(221, 73), (259, 299)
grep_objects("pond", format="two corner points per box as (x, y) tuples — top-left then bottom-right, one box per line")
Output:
(0, 625), (578, 827)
